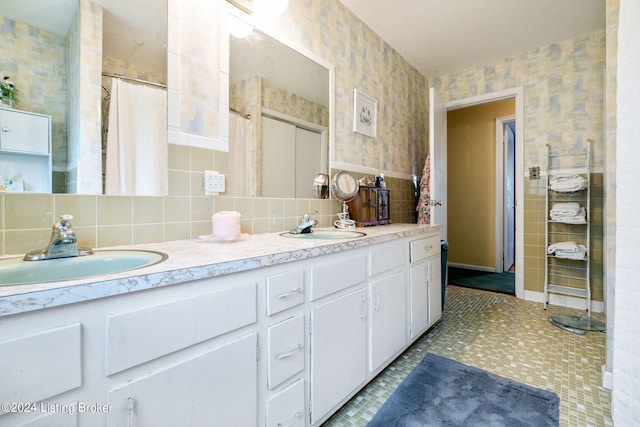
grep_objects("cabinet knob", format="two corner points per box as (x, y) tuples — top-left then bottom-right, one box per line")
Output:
(1, 127), (9, 132)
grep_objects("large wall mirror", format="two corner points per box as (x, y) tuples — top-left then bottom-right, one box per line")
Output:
(226, 11), (333, 198)
(0, 0), (167, 195)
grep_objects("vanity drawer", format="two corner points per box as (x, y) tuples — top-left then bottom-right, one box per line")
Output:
(266, 269), (305, 316)
(409, 235), (440, 263)
(265, 378), (305, 427)
(105, 282), (256, 375)
(267, 314), (305, 390)
(370, 240), (405, 276)
(310, 255), (367, 301)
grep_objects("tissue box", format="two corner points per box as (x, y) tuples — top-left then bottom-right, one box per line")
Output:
(0, 179), (24, 192)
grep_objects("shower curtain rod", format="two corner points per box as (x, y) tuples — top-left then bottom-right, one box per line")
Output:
(102, 73), (167, 89)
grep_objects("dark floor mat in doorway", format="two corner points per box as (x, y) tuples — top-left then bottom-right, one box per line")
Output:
(447, 267), (515, 295)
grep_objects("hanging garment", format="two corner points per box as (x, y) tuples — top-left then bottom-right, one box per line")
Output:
(416, 153), (431, 224)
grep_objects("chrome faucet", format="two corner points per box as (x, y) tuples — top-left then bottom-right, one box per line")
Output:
(24, 214), (94, 261)
(290, 212), (318, 234)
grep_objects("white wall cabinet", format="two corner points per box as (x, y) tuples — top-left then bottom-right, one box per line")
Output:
(0, 107), (51, 192)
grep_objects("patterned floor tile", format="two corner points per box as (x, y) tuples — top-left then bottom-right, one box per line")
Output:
(323, 285), (611, 427)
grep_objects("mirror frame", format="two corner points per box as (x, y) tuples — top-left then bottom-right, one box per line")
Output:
(225, 4), (336, 199)
(167, 0), (228, 152)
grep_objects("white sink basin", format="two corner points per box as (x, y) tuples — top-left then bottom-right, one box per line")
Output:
(0, 250), (168, 286)
(280, 230), (366, 239)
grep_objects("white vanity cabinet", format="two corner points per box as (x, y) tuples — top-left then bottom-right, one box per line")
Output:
(409, 235), (443, 340)
(309, 254), (368, 425)
(0, 273), (260, 427)
(0, 226), (442, 427)
(0, 107), (52, 192)
(368, 241), (407, 373)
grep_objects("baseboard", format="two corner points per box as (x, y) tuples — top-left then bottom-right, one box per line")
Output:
(523, 290), (605, 313)
(448, 262), (496, 273)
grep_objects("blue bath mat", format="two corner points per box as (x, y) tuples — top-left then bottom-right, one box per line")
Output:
(367, 353), (559, 426)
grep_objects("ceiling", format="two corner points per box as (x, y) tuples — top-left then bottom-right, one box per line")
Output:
(338, 0), (606, 77)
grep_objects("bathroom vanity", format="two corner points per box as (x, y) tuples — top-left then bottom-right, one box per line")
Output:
(0, 224), (441, 426)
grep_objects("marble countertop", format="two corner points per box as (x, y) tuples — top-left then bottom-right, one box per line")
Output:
(0, 224), (440, 317)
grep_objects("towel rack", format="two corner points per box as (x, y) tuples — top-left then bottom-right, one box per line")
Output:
(543, 140), (591, 315)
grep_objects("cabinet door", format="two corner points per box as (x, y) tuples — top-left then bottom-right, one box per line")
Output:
(369, 270), (407, 372)
(409, 261), (429, 340)
(427, 256), (442, 326)
(310, 288), (367, 424)
(0, 109), (49, 154)
(107, 332), (257, 427)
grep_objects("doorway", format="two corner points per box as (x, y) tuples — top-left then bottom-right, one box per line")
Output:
(429, 87), (524, 298)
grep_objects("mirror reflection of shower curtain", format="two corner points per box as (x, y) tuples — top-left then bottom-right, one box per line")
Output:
(228, 112), (251, 196)
(105, 78), (167, 195)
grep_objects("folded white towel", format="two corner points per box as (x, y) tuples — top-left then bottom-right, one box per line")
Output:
(553, 244), (587, 260)
(550, 202), (581, 216)
(549, 175), (587, 192)
(547, 241), (579, 254)
(551, 207), (587, 223)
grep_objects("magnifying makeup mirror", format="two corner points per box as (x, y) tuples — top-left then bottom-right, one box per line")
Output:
(330, 172), (359, 229)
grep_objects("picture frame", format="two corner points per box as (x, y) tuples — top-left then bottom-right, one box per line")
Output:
(353, 89), (377, 138)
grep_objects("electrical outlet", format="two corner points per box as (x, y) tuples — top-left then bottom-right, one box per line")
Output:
(204, 170), (225, 194)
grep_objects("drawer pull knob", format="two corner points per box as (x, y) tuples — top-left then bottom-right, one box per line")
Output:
(1, 127), (9, 132)
(424, 244), (433, 251)
(276, 343), (303, 359)
(277, 288), (303, 299)
(277, 411), (304, 427)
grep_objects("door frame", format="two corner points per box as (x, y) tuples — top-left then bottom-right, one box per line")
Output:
(496, 115), (516, 273)
(440, 87), (524, 299)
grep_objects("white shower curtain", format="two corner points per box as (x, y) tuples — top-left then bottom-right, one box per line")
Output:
(105, 78), (167, 196)
(227, 112), (251, 196)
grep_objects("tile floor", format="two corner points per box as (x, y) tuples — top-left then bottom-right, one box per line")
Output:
(323, 285), (612, 427)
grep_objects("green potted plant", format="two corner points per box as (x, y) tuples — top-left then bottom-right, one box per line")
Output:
(1, 76), (19, 108)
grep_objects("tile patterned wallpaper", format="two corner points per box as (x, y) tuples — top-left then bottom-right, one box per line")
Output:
(433, 30), (606, 300)
(433, 30), (606, 170)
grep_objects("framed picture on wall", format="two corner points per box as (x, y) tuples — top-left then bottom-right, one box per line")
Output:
(353, 89), (377, 138)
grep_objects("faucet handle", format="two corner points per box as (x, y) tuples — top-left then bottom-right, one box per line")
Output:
(56, 214), (75, 234)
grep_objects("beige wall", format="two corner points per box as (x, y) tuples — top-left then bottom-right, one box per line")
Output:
(447, 99), (515, 269)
